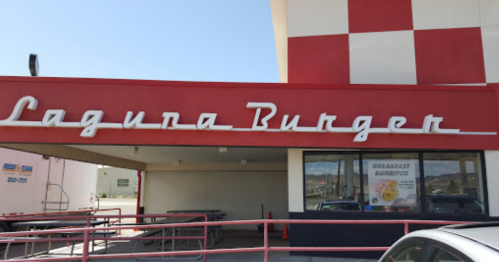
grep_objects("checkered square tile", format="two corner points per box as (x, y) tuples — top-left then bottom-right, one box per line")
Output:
(289, 34), (350, 84)
(288, 0), (349, 37)
(348, 0), (413, 33)
(479, 0), (499, 26)
(414, 28), (486, 84)
(286, 0), (498, 85)
(482, 26), (499, 83)
(350, 31), (417, 84)
(412, 0), (481, 30)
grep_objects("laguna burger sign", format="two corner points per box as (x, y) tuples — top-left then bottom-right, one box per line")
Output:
(0, 96), (495, 142)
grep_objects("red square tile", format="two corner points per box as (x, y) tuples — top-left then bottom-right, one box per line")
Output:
(288, 34), (349, 84)
(414, 28), (486, 85)
(348, 0), (413, 33)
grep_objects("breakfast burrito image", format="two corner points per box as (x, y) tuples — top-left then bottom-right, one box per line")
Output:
(378, 179), (398, 188)
(380, 187), (398, 201)
(370, 180), (399, 202)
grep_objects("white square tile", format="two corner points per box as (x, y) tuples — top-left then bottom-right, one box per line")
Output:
(412, 0), (481, 30)
(482, 26), (499, 83)
(479, 0), (499, 26)
(288, 0), (348, 37)
(349, 31), (417, 85)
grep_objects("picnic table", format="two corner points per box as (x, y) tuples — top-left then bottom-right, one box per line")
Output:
(166, 210), (226, 221)
(116, 216), (205, 260)
(12, 219), (108, 229)
(166, 210), (221, 214)
(10, 219), (109, 258)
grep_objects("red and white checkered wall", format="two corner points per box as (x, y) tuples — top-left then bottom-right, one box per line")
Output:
(288, 0), (499, 85)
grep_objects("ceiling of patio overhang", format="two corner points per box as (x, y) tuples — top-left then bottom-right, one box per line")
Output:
(69, 145), (287, 163)
(0, 144), (288, 171)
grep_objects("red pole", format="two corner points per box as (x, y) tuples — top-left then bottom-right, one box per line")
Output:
(264, 221), (269, 262)
(203, 215), (208, 262)
(404, 222), (409, 235)
(136, 171), (142, 224)
(82, 217), (90, 262)
(119, 208), (122, 235)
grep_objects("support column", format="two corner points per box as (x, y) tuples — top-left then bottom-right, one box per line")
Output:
(288, 149), (304, 212)
(136, 170), (144, 223)
(485, 151), (499, 216)
(344, 155), (354, 199)
(459, 159), (468, 192)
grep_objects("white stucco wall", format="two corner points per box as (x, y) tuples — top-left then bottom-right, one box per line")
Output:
(485, 151), (499, 217)
(143, 170), (288, 230)
(97, 167), (138, 196)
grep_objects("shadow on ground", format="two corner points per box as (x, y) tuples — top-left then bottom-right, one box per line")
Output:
(1, 230), (378, 262)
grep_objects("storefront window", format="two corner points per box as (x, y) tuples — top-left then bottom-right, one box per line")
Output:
(423, 152), (485, 214)
(304, 153), (360, 211)
(304, 151), (487, 215)
(362, 153), (421, 213)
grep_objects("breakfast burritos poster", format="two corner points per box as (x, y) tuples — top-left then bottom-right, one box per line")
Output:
(368, 160), (417, 206)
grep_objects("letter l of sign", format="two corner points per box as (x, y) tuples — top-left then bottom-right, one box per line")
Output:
(0, 96), (42, 127)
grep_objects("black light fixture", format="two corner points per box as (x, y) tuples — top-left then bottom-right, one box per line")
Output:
(29, 54), (39, 76)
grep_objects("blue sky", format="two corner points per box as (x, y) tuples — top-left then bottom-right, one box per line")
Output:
(0, 0), (279, 83)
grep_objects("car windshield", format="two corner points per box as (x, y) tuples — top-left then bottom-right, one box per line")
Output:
(381, 239), (425, 262)
(428, 196), (484, 213)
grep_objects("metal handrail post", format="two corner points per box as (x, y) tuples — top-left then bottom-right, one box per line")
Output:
(203, 215), (208, 262)
(82, 217), (90, 262)
(264, 222), (269, 262)
(118, 209), (122, 235)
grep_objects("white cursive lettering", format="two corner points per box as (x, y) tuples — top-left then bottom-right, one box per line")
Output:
(0, 97), (476, 141)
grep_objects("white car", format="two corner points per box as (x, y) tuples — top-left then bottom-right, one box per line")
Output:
(379, 222), (499, 262)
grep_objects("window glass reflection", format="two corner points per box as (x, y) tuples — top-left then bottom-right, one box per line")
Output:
(423, 152), (485, 214)
(304, 154), (360, 211)
(303, 151), (486, 215)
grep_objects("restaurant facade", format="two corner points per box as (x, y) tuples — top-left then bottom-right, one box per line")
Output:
(272, 0), (499, 257)
(1, 0), (499, 259)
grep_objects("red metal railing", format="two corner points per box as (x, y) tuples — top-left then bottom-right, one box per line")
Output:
(0, 214), (209, 262)
(1, 208), (122, 218)
(0, 215), (473, 262)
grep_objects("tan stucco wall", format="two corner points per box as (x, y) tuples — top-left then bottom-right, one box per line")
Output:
(144, 170), (288, 230)
(97, 167), (138, 197)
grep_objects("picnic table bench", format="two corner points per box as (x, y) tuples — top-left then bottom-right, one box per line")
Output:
(115, 217), (209, 260)
(165, 210), (226, 244)
(10, 219), (109, 258)
(1, 236), (42, 260)
(60, 230), (117, 256)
